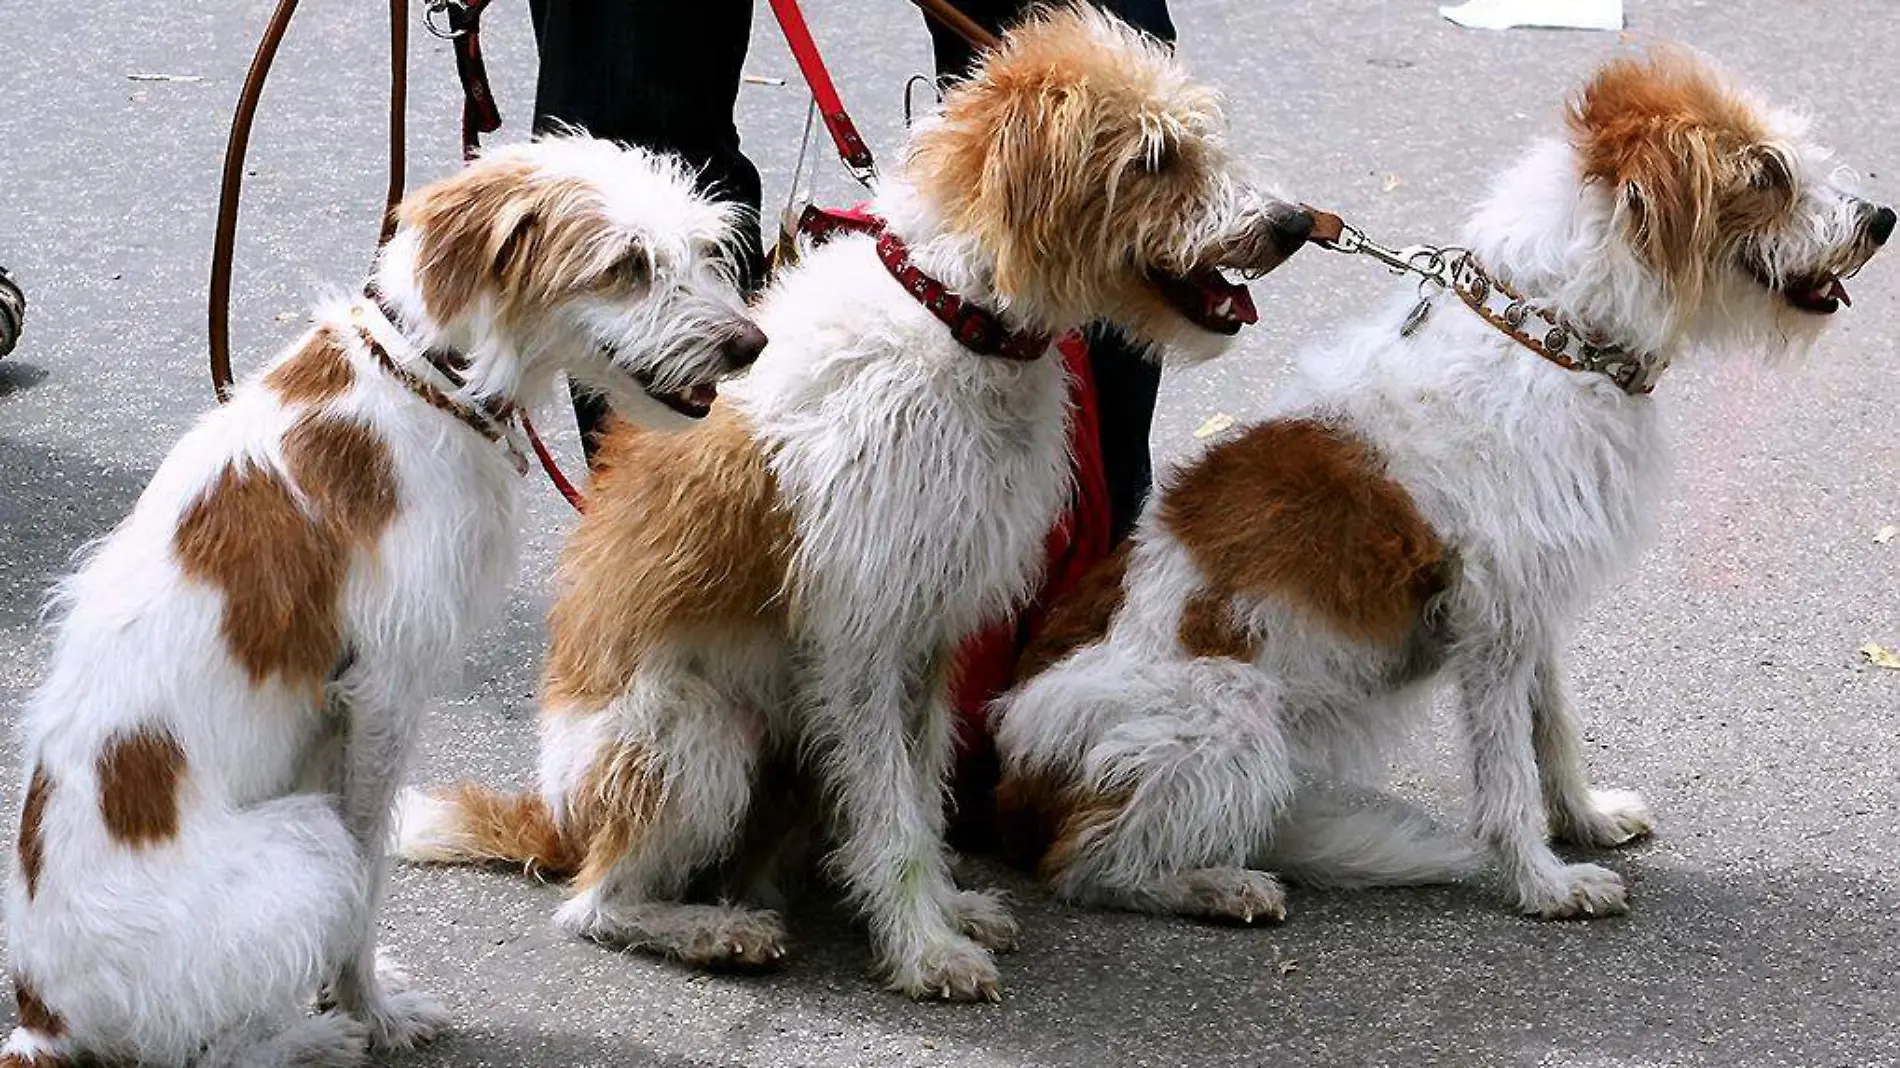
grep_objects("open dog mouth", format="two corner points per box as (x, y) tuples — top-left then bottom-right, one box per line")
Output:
(636, 372), (720, 419)
(1152, 268), (1259, 335)
(1749, 263), (1854, 316)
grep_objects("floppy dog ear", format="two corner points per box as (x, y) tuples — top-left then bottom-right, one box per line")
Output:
(402, 159), (615, 325)
(909, 76), (1095, 310)
(976, 85), (1095, 301)
(1568, 49), (1777, 304)
(400, 159), (541, 324)
(1612, 129), (1724, 299)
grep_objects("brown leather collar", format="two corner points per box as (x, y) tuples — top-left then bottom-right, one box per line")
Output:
(1446, 256), (1667, 395)
(355, 293), (530, 472)
(1299, 205), (1666, 395)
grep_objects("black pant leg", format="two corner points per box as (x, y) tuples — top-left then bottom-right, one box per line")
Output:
(530, 0), (764, 460)
(925, 0), (1175, 82)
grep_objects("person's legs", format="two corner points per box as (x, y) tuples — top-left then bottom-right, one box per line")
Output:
(530, 0), (764, 460)
(925, 0), (1173, 81)
(924, 0), (1174, 541)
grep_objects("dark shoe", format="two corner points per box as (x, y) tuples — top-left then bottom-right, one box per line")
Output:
(0, 266), (23, 360)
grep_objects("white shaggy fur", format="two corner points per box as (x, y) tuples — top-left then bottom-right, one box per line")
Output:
(995, 55), (1890, 922)
(4, 137), (755, 1066)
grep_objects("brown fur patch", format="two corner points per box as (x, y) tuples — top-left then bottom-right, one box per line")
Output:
(173, 417), (397, 689)
(1567, 50), (1782, 297)
(263, 328), (354, 405)
(17, 767), (50, 901)
(97, 728), (188, 846)
(544, 410), (795, 709)
(1178, 590), (1257, 661)
(282, 416), (400, 546)
(12, 976), (65, 1038)
(1159, 420), (1446, 646)
(1038, 785), (1127, 883)
(174, 463), (344, 688)
(1014, 543), (1131, 682)
(426, 785), (579, 880)
(993, 769), (1130, 883)
(401, 158), (634, 328)
(570, 744), (666, 891)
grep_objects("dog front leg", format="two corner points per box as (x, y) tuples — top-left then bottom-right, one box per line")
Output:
(327, 686), (451, 1049)
(1530, 651), (1654, 849)
(803, 640), (1002, 1002)
(1456, 639), (1630, 919)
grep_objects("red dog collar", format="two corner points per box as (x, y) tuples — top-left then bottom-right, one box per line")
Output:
(798, 205), (1051, 362)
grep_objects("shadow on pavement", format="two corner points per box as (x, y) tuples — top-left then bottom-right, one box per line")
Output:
(385, 845), (1900, 1067)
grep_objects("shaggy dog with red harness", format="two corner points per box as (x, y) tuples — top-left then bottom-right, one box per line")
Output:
(4, 137), (760, 1067)
(990, 50), (1892, 925)
(396, 5), (1313, 1002)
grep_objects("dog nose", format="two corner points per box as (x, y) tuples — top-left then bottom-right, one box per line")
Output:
(1869, 205), (1896, 246)
(724, 322), (768, 368)
(1268, 206), (1315, 255)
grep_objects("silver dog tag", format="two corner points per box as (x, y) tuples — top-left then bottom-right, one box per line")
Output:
(1400, 298), (1432, 338)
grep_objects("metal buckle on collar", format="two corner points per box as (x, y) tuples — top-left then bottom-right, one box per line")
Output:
(955, 310), (998, 355)
(1618, 353), (1667, 395)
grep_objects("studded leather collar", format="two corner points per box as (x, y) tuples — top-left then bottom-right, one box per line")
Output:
(1447, 256), (1668, 396)
(797, 205), (1051, 362)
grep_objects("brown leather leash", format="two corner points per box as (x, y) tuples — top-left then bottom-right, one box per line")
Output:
(209, 0), (411, 402)
(205, 0), (587, 504)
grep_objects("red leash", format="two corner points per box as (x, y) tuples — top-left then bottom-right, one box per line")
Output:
(765, 0), (878, 186)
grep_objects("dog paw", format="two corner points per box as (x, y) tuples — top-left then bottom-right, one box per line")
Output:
(1553, 789), (1654, 849)
(281, 1012), (372, 1068)
(951, 889), (1020, 953)
(672, 906), (789, 969)
(1171, 867), (1287, 925)
(888, 936), (1002, 1003)
(1517, 862), (1630, 920)
(354, 987), (452, 1051)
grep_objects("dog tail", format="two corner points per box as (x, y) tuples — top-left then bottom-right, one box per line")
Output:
(1265, 783), (1483, 888)
(393, 785), (580, 881)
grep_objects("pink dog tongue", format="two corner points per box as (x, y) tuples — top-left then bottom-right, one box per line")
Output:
(1223, 284), (1259, 325)
(1827, 278), (1852, 307)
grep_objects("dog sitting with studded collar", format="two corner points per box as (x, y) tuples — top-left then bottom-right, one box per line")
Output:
(988, 48), (1892, 925)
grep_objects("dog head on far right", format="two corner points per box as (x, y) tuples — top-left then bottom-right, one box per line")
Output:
(388, 136), (766, 427)
(905, 3), (1313, 363)
(1562, 49), (1891, 354)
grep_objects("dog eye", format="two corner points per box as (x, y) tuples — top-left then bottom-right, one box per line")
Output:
(604, 249), (652, 289)
(1144, 139), (1179, 174)
(1747, 147), (1794, 194)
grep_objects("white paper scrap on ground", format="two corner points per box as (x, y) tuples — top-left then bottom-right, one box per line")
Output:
(1439, 0), (1624, 31)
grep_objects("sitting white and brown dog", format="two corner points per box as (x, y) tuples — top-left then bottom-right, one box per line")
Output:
(991, 50), (1892, 924)
(3, 137), (760, 1067)
(395, 5), (1313, 1002)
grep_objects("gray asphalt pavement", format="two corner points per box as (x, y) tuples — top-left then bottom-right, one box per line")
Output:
(3, 1), (1898, 1065)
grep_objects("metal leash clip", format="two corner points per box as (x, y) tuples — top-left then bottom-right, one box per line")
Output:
(1321, 222), (1462, 288)
(1314, 221), (1469, 337)
(424, 0), (472, 40)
